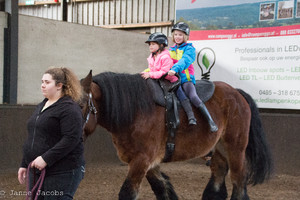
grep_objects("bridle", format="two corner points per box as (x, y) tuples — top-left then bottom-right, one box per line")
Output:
(83, 92), (97, 128)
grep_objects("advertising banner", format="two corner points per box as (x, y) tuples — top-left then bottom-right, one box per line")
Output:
(176, 0), (300, 109)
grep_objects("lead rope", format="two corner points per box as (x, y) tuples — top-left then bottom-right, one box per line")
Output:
(26, 162), (46, 200)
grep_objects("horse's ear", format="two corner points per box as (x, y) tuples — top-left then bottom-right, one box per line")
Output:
(81, 70), (93, 93)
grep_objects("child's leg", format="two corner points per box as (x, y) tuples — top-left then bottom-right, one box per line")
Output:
(176, 85), (188, 102)
(182, 82), (218, 132)
(182, 82), (201, 106)
(176, 86), (196, 125)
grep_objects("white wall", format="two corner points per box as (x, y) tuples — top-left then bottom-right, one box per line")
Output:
(18, 14), (150, 104)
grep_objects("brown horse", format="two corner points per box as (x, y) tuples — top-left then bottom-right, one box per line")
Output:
(80, 70), (273, 200)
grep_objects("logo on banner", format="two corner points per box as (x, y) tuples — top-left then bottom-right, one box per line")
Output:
(197, 47), (216, 80)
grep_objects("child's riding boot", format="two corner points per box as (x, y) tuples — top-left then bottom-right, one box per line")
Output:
(198, 101), (218, 132)
(181, 99), (197, 126)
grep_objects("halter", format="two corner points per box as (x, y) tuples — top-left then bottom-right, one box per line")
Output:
(83, 92), (97, 127)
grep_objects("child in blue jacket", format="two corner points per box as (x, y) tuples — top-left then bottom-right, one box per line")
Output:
(168, 22), (218, 132)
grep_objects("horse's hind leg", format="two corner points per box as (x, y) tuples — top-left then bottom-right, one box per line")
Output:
(202, 150), (228, 200)
(228, 151), (249, 200)
(146, 165), (178, 200)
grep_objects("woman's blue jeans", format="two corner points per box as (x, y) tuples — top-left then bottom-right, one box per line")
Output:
(29, 165), (85, 200)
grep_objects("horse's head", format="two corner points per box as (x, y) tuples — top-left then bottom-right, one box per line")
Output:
(80, 70), (99, 141)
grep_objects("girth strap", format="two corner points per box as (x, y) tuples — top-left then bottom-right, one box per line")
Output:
(163, 91), (179, 162)
(157, 74), (181, 162)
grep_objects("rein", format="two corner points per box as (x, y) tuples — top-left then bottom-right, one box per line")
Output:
(83, 92), (97, 127)
(26, 162), (46, 200)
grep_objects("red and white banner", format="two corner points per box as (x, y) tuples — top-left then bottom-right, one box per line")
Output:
(189, 25), (300, 40)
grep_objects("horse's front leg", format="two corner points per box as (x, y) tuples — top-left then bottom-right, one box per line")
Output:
(118, 157), (150, 200)
(146, 165), (178, 200)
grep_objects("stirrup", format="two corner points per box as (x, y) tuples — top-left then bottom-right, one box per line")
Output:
(204, 151), (213, 166)
(209, 121), (218, 132)
(188, 118), (197, 126)
(205, 159), (211, 166)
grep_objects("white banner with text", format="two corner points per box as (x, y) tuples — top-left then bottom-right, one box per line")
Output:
(177, 0), (300, 109)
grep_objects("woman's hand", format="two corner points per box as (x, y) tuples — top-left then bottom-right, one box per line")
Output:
(31, 156), (47, 171)
(141, 72), (150, 79)
(18, 167), (27, 184)
(168, 70), (176, 76)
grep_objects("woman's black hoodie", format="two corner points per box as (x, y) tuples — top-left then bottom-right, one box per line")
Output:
(21, 96), (84, 174)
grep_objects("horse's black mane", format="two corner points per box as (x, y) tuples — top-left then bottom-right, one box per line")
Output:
(92, 72), (155, 132)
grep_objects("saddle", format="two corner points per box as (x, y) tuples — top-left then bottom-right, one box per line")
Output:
(147, 79), (215, 107)
(146, 77), (215, 162)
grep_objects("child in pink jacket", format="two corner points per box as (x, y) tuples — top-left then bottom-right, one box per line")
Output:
(141, 32), (177, 83)
(142, 32), (195, 126)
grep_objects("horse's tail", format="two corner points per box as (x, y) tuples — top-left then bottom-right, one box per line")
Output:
(237, 89), (273, 185)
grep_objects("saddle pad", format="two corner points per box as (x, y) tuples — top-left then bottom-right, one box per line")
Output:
(147, 79), (215, 107)
(195, 79), (215, 103)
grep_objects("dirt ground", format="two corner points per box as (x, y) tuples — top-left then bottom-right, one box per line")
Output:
(1, 160), (299, 200)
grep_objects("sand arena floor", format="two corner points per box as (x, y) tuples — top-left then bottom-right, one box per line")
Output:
(1, 160), (299, 200)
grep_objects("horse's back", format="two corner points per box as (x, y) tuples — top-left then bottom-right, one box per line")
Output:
(213, 81), (251, 115)
(170, 81), (251, 161)
(214, 80), (251, 123)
